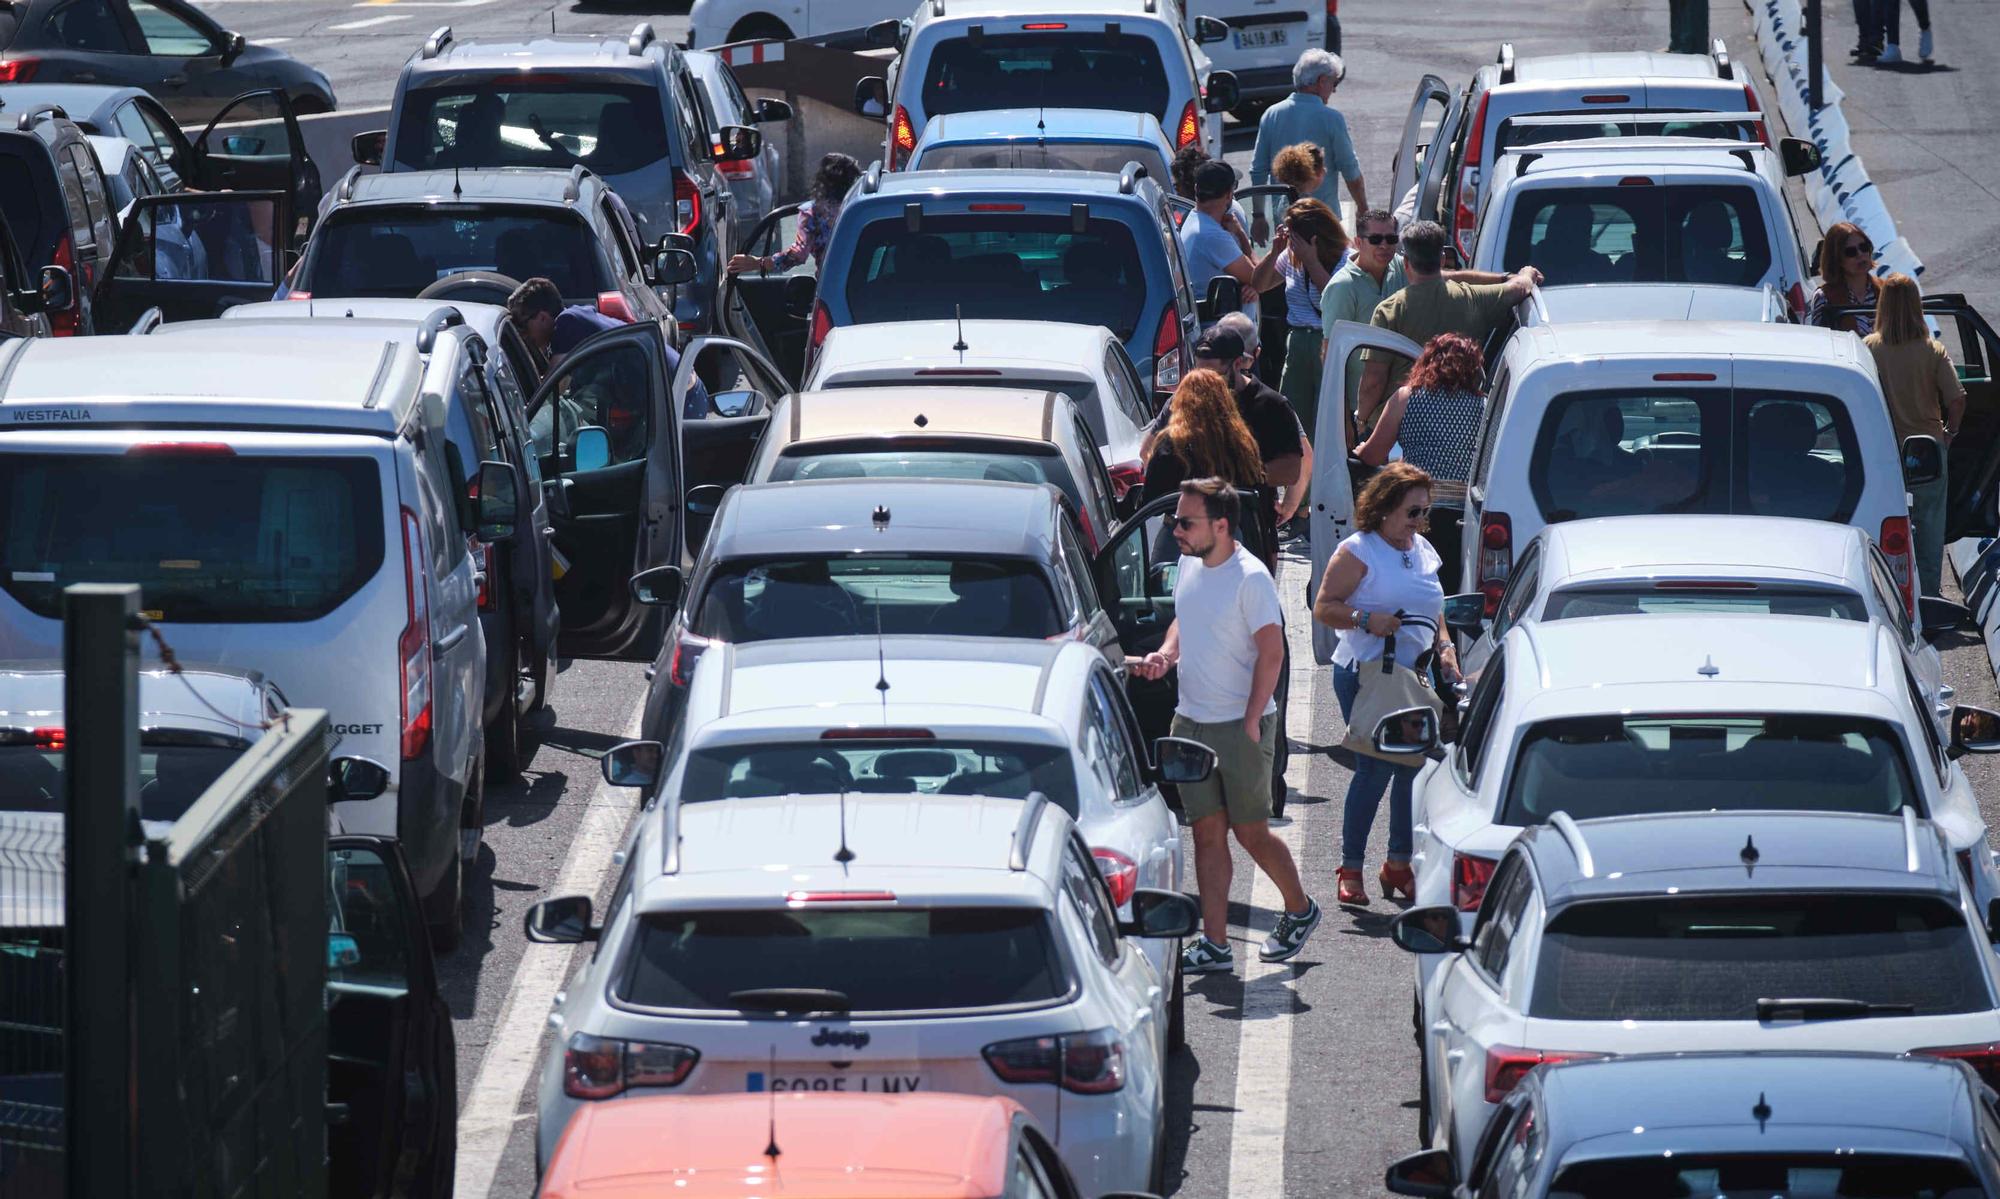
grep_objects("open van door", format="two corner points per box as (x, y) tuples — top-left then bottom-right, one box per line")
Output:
(1092, 493), (1184, 746)
(190, 90), (322, 244)
(673, 334), (784, 553)
(722, 203), (815, 386)
(1393, 75), (1461, 227)
(325, 836), (455, 1199)
(93, 190), (290, 331)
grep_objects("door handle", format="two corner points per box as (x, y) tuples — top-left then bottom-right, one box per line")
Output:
(1445, 1049), (1466, 1064)
(436, 625), (468, 651)
(162, 74), (188, 86)
(71, 72), (96, 82)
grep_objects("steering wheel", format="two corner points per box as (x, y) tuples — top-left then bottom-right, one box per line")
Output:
(416, 270), (523, 307)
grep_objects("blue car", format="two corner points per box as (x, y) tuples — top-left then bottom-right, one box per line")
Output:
(907, 108), (1176, 187)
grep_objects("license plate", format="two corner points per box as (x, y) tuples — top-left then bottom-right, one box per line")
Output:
(747, 1071), (925, 1093)
(1233, 26), (1290, 50)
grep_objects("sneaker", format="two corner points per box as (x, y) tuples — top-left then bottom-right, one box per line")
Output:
(1919, 28), (1933, 61)
(1878, 43), (1904, 64)
(1259, 899), (1323, 962)
(1182, 936), (1234, 973)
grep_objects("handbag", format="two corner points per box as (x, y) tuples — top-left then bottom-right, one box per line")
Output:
(1340, 613), (1445, 768)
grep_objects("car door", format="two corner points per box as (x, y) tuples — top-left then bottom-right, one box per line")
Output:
(1434, 852), (1532, 1156)
(526, 320), (679, 658)
(1092, 492), (1183, 746)
(114, 0), (231, 121)
(325, 835), (455, 1199)
(93, 189), (290, 330)
(188, 90), (320, 243)
(1392, 76), (1454, 226)
(1922, 296), (2000, 542)
(111, 94), (191, 190)
(488, 331), (561, 665)
(724, 202), (813, 385)
(673, 334), (783, 553)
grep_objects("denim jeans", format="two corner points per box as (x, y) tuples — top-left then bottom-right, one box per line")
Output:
(1911, 466), (1948, 597)
(1333, 661), (1417, 871)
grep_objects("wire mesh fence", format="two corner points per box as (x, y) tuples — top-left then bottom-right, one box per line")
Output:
(0, 812), (65, 1198)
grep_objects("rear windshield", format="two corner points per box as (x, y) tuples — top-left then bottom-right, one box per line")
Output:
(1530, 894), (1988, 1021)
(1496, 114), (1762, 152)
(914, 141), (1169, 182)
(682, 738), (1079, 812)
(0, 455), (385, 623)
(1501, 184), (1773, 288)
(1500, 715), (1921, 825)
(392, 80), (670, 176)
(620, 908), (1069, 1013)
(768, 446), (1084, 512)
(841, 213), (1149, 338)
(819, 376), (1110, 431)
(1551, 1153), (1980, 1199)
(0, 156), (48, 260)
(1529, 390), (1862, 524)
(919, 33), (1169, 120)
(0, 737), (245, 822)
(305, 207), (610, 301)
(1543, 584), (1868, 620)
(693, 556), (1064, 640)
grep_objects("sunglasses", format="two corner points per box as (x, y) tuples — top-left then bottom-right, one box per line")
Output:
(1404, 505), (1431, 520)
(1362, 233), (1400, 246)
(1171, 516), (1209, 531)
(1842, 242), (1875, 259)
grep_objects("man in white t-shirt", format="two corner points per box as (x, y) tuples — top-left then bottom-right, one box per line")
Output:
(1133, 479), (1321, 972)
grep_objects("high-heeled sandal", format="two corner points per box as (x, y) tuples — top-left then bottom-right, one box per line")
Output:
(1379, 862), (1416, 901)
(1336, 867), (1368, 906)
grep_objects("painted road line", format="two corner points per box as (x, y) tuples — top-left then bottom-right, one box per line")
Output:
(1226, 550), (1319, 1199)
(329, 13), (409, 28)
(454, 706), (644, 1199)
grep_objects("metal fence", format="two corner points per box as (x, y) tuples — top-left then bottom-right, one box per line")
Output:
(0, 812), (64, 1198)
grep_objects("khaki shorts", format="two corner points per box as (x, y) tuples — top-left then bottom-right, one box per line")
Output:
(1171, 711), (1278, 826)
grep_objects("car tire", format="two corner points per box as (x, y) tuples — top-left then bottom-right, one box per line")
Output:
(486, 640), (524, 783)
(728, 14), (793, 42)
(1168, 954), (1187, 1051)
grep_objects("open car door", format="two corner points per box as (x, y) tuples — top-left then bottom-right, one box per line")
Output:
(527, 320), (680, 659)
(326, 835), (455, 1199)
(1927, 295), (2000, 543)
(1392, 75), (1453, 216)
(674, 334), (782, 554)
(1092, 492), (1184, 746)
(189, 90), (323, 245)
(93, 190), (290, 331)
(722, 203), (816, 387)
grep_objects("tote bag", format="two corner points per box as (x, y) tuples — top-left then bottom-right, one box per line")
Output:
(1340, 614), (1444, 768)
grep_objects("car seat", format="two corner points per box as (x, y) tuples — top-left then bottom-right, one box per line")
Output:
(1746, 403), (1845, 520)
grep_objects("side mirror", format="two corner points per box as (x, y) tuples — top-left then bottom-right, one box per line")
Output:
(1779, 135), (1822, 177)
(853, 77), (888, 119)
(1202, 71), (1240, 115)
(781, 274), (818, 317)
(351, 129), (386, 167)
(38, 265), (73, 314)
(710, 388), (759, 418)
(628, 563), (684, 609)
(221, 134), (265, 156)
(716, 124), (762, 163)
(327, 756), (391, 803)
(1152, 737), (1215, 784)
(572, 426), (611, 473)
(1384, 1148), (1458, 1198)
(753, 97), (794, 124)
(651, 247), (697, 287)
(474, 459), (520, 543)
(220, 31), (245, 64)
(524, 895), (598, 943)
(864, 18), (902, 49)
(1987, 895), (2000, 945)
(1374, 705), (1441, 758)
(686, 482), (730, 516)
(656, 232), (696, 254)
(1949, 705), (2000, 759)
(601, 739), (665, 789)
(1902, 435), (1943, 488)
(1443, 592), (1486, 636)
(1193, 14), (1230, 43)
(1389, 905), (1467, 955)
(1199, 274), (1242, 323)
(1921, 595), (1972, 646)
(1117, 888), (1200, 938)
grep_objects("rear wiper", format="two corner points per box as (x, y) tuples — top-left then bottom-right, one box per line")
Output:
(728, 987), (853, 1015)
(1756, 996), (1917, 1022)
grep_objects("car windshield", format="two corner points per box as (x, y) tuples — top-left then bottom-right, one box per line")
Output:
(692, 556), (1064, 640)
(1500, 184), (1773, 287)
(620, 907), (1069, 1013)
(1550, 1153), (1981, 1198)
(919, 33), (1170, 120)
(1500, 715), (1921, 825)
(1530, 894), (1989, 1021)
(680, 738), (1079, 813)
(767, 446), (1084, 511)
(842, 214), (1148, 338)
(913, 142), (1169, 182)
(305, 208), (610, 300)
(0, 455), (384, 623)
(1496, 114), (1762, 152)
(1542, 584), (1869, 620)
(0, 736), (246, 823)
(392, 80), (670, 176)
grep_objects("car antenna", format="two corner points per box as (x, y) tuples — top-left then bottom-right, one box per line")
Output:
(549, 8), (556, 33)
(764, 1044), (783, 1160)
(834, 786), (856, 868)
(452, 160), (463, 201)
(952, 303), (968, 353)
(1036, 107), (1046, 145)
(1740, 834), (1760, 875)
(1752, 1091), (1771, 1133)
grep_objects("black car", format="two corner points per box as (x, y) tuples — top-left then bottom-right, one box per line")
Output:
(0, 103), (116, 334)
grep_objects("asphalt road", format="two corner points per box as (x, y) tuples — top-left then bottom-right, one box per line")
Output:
(222, 0), (2000, 1195)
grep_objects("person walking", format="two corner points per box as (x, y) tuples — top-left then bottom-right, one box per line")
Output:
(1354, 333), (1487, 592)
(1249, 49), (1366, 244)
(1250, 198), (1346, 449)
(1134, 479), (1321, 971)
(1867, 273), (1965, 596)
(1807, 222), (1881, 334)
(1311, 462), (1457, 906)
(1667, 0), (1710, 54)
(726, 152), (861, 276)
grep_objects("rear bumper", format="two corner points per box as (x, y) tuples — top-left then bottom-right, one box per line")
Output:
(1230, 65), (1298, 101)
(1060, 1093), (1158, 1196)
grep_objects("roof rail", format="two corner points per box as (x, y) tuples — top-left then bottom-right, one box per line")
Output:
(1711, 38), (1733, 79)
(128, 308), (164, 335)
(1728, 147), (1757, 172)
(1009, 792), (1048, 871)
(15, 103), (68, 132)
(929, 0), (944, 16)
(1901, 805), (1923, 873)
(420, 25), (452, 59)
(1118, 160), (1147, 194)
(627, 22), (656, 56)
(334, 164), (364, 203)
(563, 164), (588, 202)
(415, 306), (465, 354)
(862, 161), (883, 193)
(1143, 0), (1157, 10)
(1549, 811), (1594, 878)
(1497, 42), (1516, 85)
(1514, 152), (1540, 177)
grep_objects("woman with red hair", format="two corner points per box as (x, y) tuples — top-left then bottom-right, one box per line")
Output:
(1354, 333), (1486, 590)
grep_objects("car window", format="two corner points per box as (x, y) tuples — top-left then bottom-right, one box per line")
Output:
(1476, 1097), (1543, 1199)
(1470, 854), (1531, 983)
(326, 844), (412, 994)
(1456, 650), (1507, 784)
(598, 196), (642, 279)
(679, 738), (1081, 813)
(53, 152), (93, 257)
(1466, 1096), (1530, 1199)
(1489, 542), (1539, 639)
(1902, 665), (1949, 784)
(130, 0), (212, 56)
(393, 81), (670, 176)
(1057, 517), (1101, 621)
(1, 733), (245, 823)
(1738, 393), (1861, 521)
(306, 208), (612, 301)
(1086, 669), (1145, 801)
(1009, 1143), (1059, 1199)
(1495, 114), (1761, 152)
(673, 66), (713, 161)
(1472, 368), (1511, 486)
(919, 32), (1170, 121)
(1868, 546), (1918, 645)
(1061, 836), (1120, 963)
(62, 146), (109, 243)
(1551, 1153), (1982, 1197)
(768, 445), (1077, 496)
(531, 339), (653, 469)
(413, 430), (462, 580)
(1542, 583), (1868, 620)
(1530, 389), (1722, 523)
(1500, 184), (1772, 288)
(692, 556), (1066, 640)
(1103, 344), (1154, 429)
(916, 141), (1170, 182)
(1070, 415), (1120, 532)
(46, 0), (132, 52)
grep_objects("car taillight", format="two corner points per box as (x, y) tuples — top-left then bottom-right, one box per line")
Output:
(1880, 516), (1915, 616)
(1452, 92), (1490, 264)
(1788, 281), (1806, 321)
(1454, 852), (1498, 911)
(1484, 1046), (1602, 1103)
(286, 290), (312, 302)
(889, 105), (916, 170)
(1092, 847), (1138, 908)
(809, 298), (833, 349)
(399, 508), (433, 761)
(0, 59), (36, 83)
(47, 234), (78, 337)
(32, 726), (63, 749)
(1175, 100), (1200, 149)
(1477, 511), (1512, 615)
(563, 1032), (699, 1099)
(668, 631), (712, 688)
(674, 170), (702, 236)
(983, 1028), (1125, 1094)
(1153, 308), (1183, 395)
(1743, 82), (1770, 145)
(716, 155), (755, 179)
(1106, 459), (1144, 499)
(596, 291), (635, 322)
(1912, 1043), (2000, 1091)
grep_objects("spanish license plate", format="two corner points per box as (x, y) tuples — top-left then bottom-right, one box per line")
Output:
(1233, 26), (1290, 51)
(747, 1071), (925, 1093)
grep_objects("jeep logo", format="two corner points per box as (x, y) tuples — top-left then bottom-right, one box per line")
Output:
(811, 1027), (870, 1050)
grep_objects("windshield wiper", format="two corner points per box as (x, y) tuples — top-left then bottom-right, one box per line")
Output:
(728, 987), (853, 1015)
(1756, 996), (1916, 1022)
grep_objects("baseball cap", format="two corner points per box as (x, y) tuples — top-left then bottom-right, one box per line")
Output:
(1193, 328), (1245, 362)
(1193, 160), (1237, 201)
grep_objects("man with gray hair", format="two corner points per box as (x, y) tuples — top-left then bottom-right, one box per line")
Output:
(1249, 48), (1366, 243)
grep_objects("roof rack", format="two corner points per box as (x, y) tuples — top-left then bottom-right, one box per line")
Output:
(1901, 805), (1923, 873)
(420, 25), (452, 59)
(1118, 160), (1147, 194)
(627, 22), (656, 56)
(1711, 38), (1733, 79)
(1143, 0), (1157, 10)
(929, 0), (944, 16)
(334, 164), (364, 203)
(15, 103), (67, 132)
(862, 161), (883, 193)
(1009, 792), (1048, 871)
(1549, 811), (1594, 878)
(128, 308), (164, 336)
(1497, 42), (1516, 85)
(415, 306), (464, 354)
(563, 164), (588, 201)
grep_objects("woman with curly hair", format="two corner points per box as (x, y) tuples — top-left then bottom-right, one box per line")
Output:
(1355, 332), (1486, 590)
(1141, 368), (1268, 504)
(1247, 197), (1347, 442)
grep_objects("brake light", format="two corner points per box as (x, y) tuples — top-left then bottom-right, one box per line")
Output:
(1617, 177), (1655, 187)
(1484, 1046), (1603, 1102)
(563, 1032), (699, 1100)
(673, 170), (702, 237)
(667, 631), (712, 688)
(1880, 516), (1915, 616)
(1092, 848), (1138, 907)
(1175, 100), (1200, 149)
(1153, 307), (1183, 394)
(785, 890), (897, 904)
(285, 290), (312, 302)
(983, 1028), (1125, 1094)
(820, 727), (936, 740)
(1743, 82), (1770, 145)
(889, 105), (916, 170)
(1579, 94), (1630, 103)
(1454, 852), (1498, 911)
(1451, 92), (1491, 264)
(1022, 21), (1068, 29)
(0, 59), (37, 84)
(912, 367), (1003, 376)
(125, 442), (235, 456)
(399, 508), (433, 761)
(968, 202), (1026, 212)
(809, 299), (833, 350)
(1788, 281), (1807, 321)
(32, 726), (62, 749)
(595, 291), (635, 323)
(1477, 511), (1512, 615)
(47, 234), (78, 337)
(1106, 459), (1144, 498)
(1653, 372), (1716, 381)
(1912, 1043), (2000, 1091)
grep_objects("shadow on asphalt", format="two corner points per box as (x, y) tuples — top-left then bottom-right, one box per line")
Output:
(1163, 1041), (1206, 1196)
(1190, 961), (1320, 1022)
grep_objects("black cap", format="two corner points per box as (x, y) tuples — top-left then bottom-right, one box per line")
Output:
(1193, 160), (1236, 201)
(1193, 327), (1245, 361)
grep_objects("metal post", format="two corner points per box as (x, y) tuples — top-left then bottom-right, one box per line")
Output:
(63, 583), (140, 1199)
(1807, 0), (1825, 111)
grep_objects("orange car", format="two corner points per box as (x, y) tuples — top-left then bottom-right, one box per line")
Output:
(536, 1092), (1159, 1199)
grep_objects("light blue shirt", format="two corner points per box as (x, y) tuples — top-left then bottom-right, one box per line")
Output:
(1178, 208), (1259, 327)
(1249, 91), (1362, 217)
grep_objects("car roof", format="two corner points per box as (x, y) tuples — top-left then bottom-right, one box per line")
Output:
(920, 107), (1167, 144)
(541, 1093), (1021, 1198)
(707, 478), (1060, 561)
(859, 167), (1149, 199)
(409, 33), (669, 71)
(223, 297), (512, 349)
(1510, 319), (1865, 365)
(337, 167), (596, 207)
(1507, 50), (1723, 82)
(1528, 284), (1783, 324)
(814, 320), (1113, 377)
(1536, 515), (1867, 588)
(0, 83), (146, 128)
(1505, 137), (1772, 173)
(0, 663), (269, 740)
(776, 387), (1066, 447)
(919, 0), (1176, 22)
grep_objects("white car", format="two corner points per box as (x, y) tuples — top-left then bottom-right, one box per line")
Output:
(1393, 807), (2000, 1164)
(804, 319), (1157, 487)
(908, 107), (1176, 183)
(684, 49), (786, 245)
(528, 782), (1201, 1196)
(687, 0), (914, 47)
(1188, 0), (1326, 111)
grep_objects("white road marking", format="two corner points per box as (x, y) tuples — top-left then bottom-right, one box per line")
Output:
(249, 36), (293, 43)
(1226, 551), (1318, 1198)
(328, 13), (408, 28)
(454, 706), (644, 1199)
(349, 0), (499, 8)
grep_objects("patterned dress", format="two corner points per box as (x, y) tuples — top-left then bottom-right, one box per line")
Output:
(1397, 384), (1485, 506)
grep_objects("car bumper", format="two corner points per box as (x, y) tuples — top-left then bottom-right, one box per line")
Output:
(1059, 1091), (1159, 1196)
(1229, 65), (1298, 103)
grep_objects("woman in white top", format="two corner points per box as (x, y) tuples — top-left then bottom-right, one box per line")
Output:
(1311, 462), (1458, 907)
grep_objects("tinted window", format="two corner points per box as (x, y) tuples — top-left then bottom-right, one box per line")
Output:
(1531, 894), (1989, 1020)
(530, 338), (654, 468)
(1543, 584), (1868, 620)
(1550, 1152), (1980, 1198)
(914, 142), (1169, 183)
(842, 213), (1148, 338)
(680, 738), (1079, 812)
(392, 82), (670, 176)
(1495, 115), (1761, 153)
(1471, 856), (1531, 981)
(766, 447), (1083, 518)
(1740, 392), (1859, 521)
(692, 556), (1064, 640)
(1061, 839), (1119, 962)
(0, 737), (244, 822)
(918, 34), (1169, 120)
(0, 455), (384, 622)
(327, 844), (412, 993)
(1500, 185), (1772, 287)
(1500, 715), (1921, 824)
(620, 908), (1068, 1013)
(306, 208), (611, 300)
(45, 0), (130, 52)
(0, 157), (50, 260)
(130, 0), (210, 55)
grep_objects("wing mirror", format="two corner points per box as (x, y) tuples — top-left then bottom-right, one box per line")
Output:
(656, 232), (695, 254)
(1949, 705), (2000, 759)
(710, 388), (759, 418)
(651, 247), (697, 287)
(1198, 274), (1242, 323)
(853, 76), (888, 119)
(351, 129), (386, 166)
(327, 755), (391, 803)
(864, 18), (904, 49)
(1442, 592), (1486, 636)
(1903, 434), (1944, 488)
(1116, 888), (1200, 938)
(1152, 736), (1216, 784)
(1202, 70), (1240, 114)
(601, 739), (665, 789)
(220, 31), (246, 64)
(1374, 706), (1442, 759)
(572, 426), (610, 473)
(524, 895), (598, 943)
(753, 97), (793, 124)
(38, 265), (73, 314)
(1920, 595), (1972, 646)
(781, 274), (818, 318)
(474, 459), (520, 543)
(1389, 905), (1468, 955)
(686, 482), (731, 516)
(716, 124), (762, 163)
(1193, 14), (1230, 43)
(628, 564), (684, 609)
(1384, 1148), (1458, 1198)
(1779, 135), (1822, 178)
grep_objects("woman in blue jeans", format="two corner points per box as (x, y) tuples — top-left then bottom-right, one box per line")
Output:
(1312, 461), (1458, 906)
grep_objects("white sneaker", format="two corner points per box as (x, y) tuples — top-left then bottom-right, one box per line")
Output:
(1919, 28), (1933, 61)
(1878, 43), (1905, 64)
